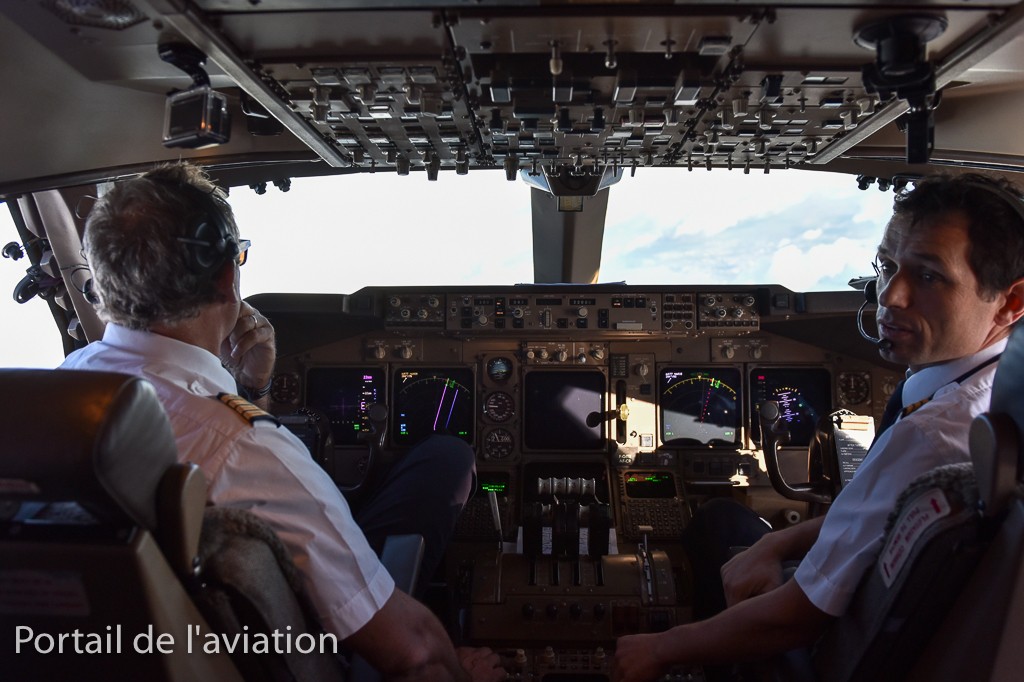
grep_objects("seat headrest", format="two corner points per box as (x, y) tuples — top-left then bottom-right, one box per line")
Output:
(0, 369), (178, 533)
(970, 326), (1024, 515)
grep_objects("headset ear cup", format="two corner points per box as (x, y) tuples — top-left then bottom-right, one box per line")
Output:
(188, 220), (226, 274)
(864, 278), (878, 305)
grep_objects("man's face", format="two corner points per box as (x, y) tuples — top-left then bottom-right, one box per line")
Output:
(875, 211), (1009, 371)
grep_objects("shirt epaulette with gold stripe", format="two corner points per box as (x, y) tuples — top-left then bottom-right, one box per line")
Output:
(215, 392), (280, 426)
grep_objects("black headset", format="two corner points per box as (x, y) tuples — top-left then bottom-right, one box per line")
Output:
(173, 182), (241, 277)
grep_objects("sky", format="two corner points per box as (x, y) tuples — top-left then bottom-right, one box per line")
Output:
(0, 168), (894, 369)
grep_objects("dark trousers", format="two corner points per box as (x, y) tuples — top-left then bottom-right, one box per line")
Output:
(351, 434), (476, 596)
(682, 498), (772, 620)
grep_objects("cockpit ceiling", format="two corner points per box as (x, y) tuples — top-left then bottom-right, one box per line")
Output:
(3, 1), (1024, 192)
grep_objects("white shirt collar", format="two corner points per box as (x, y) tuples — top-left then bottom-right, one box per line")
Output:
(902, 338), (1008, 409)
(101, 323), (237, 396)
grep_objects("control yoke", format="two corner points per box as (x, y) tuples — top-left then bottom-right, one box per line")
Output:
(345, 402), (388, 498)
(758, 401), (834, 505)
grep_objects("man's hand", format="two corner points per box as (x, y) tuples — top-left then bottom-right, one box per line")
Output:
(220, 302), (276, 394)
(612, 633), (667, 682)
(720, 538), (785, 608)
(456, 646), (505, 682)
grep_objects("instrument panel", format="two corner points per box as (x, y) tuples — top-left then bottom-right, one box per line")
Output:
(263, 285), (899, 474)
(262, 284), (899, 673)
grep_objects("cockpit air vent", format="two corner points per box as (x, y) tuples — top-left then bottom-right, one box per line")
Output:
(40, 0), (145, 31)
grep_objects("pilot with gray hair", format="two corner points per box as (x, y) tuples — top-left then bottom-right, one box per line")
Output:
(61, 161), (503, 681)
(613, 173), (1024, 681)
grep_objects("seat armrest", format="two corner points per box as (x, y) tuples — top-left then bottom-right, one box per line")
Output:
(157, 462), (208, 581)
(381, 533), (425, 594)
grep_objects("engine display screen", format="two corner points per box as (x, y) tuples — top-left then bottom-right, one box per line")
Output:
(624, 471), (678, 499)
(305, 367), (386, 445)
(749, 367), (832, 447)
(523, 370), (605, 451)
(659, 366), (741, 446)
(394, 367), (475, 446)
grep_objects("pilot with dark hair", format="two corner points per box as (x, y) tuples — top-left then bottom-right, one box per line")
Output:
(613, 173), (1024, 681)
(61, 162), (503, 681)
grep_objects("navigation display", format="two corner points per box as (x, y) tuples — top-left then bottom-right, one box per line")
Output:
(523, 370), (605, 451)
(305, 367), (386, 445)
(749, 367), (832, 447)
(394, 367), (475, 446)
(659, 367), (741, 446)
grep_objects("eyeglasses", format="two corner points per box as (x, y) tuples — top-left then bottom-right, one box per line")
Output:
(236, 239), (251, 267)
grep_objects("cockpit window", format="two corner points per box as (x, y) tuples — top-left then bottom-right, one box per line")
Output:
(231, 168), (893, 298)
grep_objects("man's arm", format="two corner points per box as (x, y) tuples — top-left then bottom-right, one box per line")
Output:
(613, 578), (832, 682)
(345, 589), (504, 682)
(721, 514), (825, 607)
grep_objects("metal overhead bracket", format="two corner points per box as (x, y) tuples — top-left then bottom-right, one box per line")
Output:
(138, 0), (351, 168)
(809, 2), (1024, 166)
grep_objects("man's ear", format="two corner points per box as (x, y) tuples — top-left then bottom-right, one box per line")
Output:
(996, 277), (1024, 327)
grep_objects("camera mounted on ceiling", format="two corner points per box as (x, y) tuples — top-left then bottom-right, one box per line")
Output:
(159, 41), (231, 149)
(855, 15), (948, 165)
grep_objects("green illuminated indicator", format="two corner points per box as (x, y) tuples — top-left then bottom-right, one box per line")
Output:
(481, 483), (507, 493)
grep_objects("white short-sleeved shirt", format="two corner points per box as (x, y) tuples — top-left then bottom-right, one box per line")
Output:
(794, 339), (1005, 616)
(61, 323), (395, 638)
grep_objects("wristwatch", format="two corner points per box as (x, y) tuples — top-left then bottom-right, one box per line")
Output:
(239, 378), (273, 401)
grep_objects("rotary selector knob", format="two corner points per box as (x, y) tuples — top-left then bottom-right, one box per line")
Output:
(538, 348), (550, 360)
(399, 345), (414, 360)
(512, 307), (525, 319)
(417, 308), (429, 320)
(577, 307), (589, 318)
(371, 345), (387, 360)
(477, 314), (488, 326)
(556, 349), (568, 362)
(427, 296), (440, 308)
(722, 345), (736, 359)
(591, 347), (605, 360)
(704, 295), (717, 307)
(731, 308), (743, 318)
(635, 362), (650, 378)
(389, 296), (402, 308)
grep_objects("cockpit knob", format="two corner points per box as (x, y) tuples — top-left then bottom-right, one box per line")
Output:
(722, 345), (736, 360)
(569, 603), (584, 619)
(399, 345), (414, 360)
(577, 306), (589, 318)
(389, 296), (402, 308)
(590, 347), (605, 360)
(751, 346), (764, 360)
(731, 307), (743, 318)
(546, 603), (559, 619)
(538, 348), (550, 360)
(556, 349), (568, 362)
(521, 604), (535, 619)
(512, 307), (525, 319)
(635, 362), (650, 378)
(417, 308), (429, 320)
(427, 296), (440, 308)
(577, 353), (588, 364)
(704, 295), (717, 307)
(477, 314), (489, 326)
(372, 344), (387, 360)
